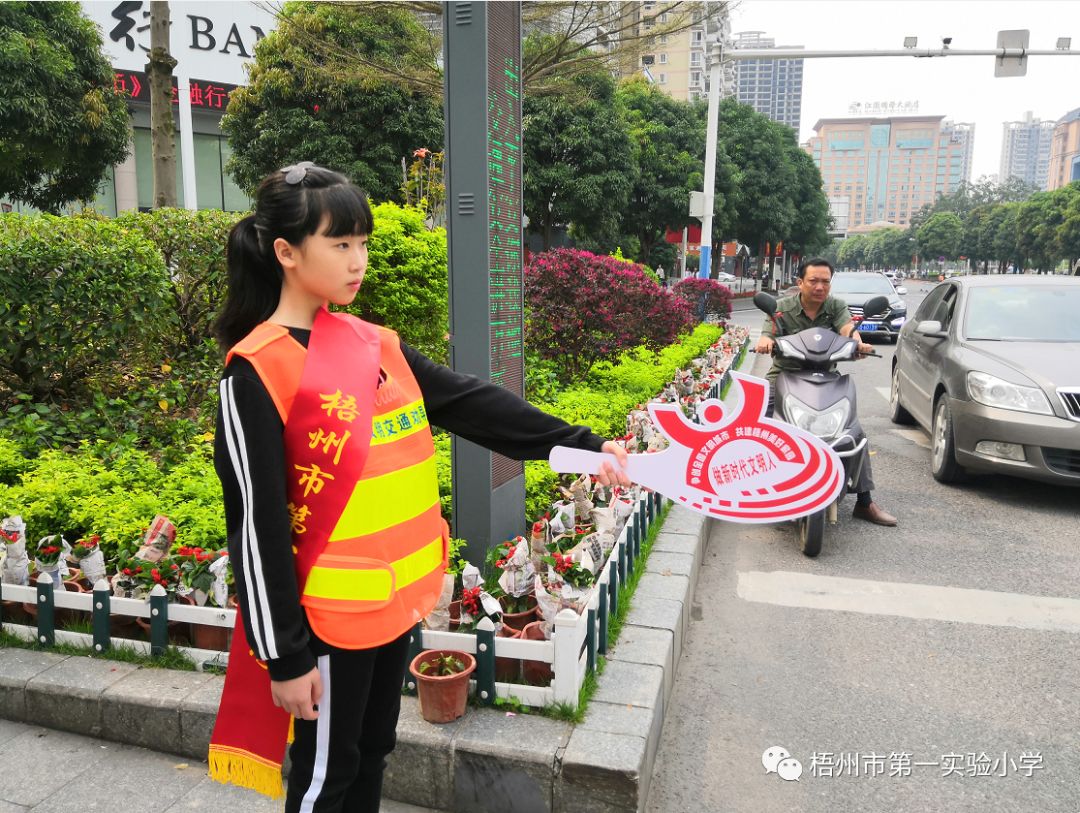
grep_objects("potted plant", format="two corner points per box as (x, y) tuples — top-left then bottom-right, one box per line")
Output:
(175, 546), (231, 650)
(70, 535), (107, 586)
(408, 649), (476, 724)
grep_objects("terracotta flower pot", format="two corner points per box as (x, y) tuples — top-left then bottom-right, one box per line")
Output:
(409, 649), (476, 724)
(495, 623), (522, 684)
(520, 620), (553, 686)
(448, 600), (461, 631)
(181, 596), (231, 651)
(498, 594), (537, 631)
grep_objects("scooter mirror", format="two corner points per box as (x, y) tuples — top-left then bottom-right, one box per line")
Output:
(753, 292), (777, 315)
(863, 295), (890, 317)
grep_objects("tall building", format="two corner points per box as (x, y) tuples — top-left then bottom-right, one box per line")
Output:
(999, 111), (1056, 190)
(615, 2), (728, 104)
(1047, 107), (1080, 190)
(805, 115), (976, 234)
(730, 31), (803, 131)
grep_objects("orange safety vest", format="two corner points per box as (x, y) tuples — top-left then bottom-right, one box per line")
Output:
(227, 320), (448, 650)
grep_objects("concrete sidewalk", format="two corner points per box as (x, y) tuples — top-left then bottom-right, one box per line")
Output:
(0, 717), (434, 813)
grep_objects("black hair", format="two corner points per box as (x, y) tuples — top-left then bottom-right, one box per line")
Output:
(797, 257), (834, 279)
(212, 164), (374, 350)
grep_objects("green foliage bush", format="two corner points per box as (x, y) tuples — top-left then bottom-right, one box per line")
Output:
(349, 202), (449, 362)
(0, 440), (224, 562)
(0, 213), (171, 404)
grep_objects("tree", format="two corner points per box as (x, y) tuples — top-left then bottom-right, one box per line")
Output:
(616, 78), (705, 266)
(0, 2), (130, 212)
(916, 212), (963, 262)
(784, 147), (831, 259)
(837, 234), (869, 270)
(147, 1), (178, 208)
(222, 2), (444, 201)
(397, 1), (730, 94)
(523, 66), (635, 250)
(1056, 182), (1080, 269)
(715, 99), (796, 270)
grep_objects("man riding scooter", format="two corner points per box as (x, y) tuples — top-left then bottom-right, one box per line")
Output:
(754, 258), (897, 527)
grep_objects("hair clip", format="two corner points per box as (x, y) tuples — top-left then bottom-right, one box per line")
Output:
(282, 161), (315, 185)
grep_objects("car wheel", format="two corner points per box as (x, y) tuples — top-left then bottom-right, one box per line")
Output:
(889, 365), (915, 425)
(931, 396), (965, 483)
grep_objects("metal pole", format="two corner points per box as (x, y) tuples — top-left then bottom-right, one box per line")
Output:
(699, 38), (723, 280)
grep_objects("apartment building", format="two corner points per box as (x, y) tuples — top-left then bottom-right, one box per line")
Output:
(1047, 107), (1080, 190)
(999, 111), (1056, 190)
(730, 30), (803, 131)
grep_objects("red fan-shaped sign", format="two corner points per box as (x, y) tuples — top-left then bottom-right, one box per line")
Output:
(550, 372), (845, 523)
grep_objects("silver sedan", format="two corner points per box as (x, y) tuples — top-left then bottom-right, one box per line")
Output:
(890, 275), (1080, 485)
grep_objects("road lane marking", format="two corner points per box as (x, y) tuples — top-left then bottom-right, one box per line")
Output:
(736, 570), (1080, 634)
(890, 428), (931, 449)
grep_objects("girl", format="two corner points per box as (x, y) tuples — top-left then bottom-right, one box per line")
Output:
(207, 163), (629, 812)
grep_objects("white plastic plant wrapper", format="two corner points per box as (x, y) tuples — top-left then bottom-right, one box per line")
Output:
(549, 502), (574, 536)
(560, 473), (593, 523)
(209, 554), (231, 608)
(569, 534), (602, 575)
(590, 506), (617, 559)
(497, 535), (534, 598)
(425, 572), (456, 631)
(479, 591), (503, 620)
(111, 571), (144, 600)
(77, 548), (107, 584)
(33, 534), (67, 583)
(136, 515), (175, 562)
(1, 515), (29, 586)
(528, 519), (549, 569)
(461, 563), (482, 592)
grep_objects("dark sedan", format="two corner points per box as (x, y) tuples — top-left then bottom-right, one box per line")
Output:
(830, 272), (908, 342)
(890, 276), (1080, 485)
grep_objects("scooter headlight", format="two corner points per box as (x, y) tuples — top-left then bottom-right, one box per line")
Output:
(775, 338), (806, 360)
(783, 396), (851, 440)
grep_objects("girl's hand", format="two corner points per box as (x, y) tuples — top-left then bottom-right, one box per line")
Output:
(597, 441), (632, 487)
(271, 667), (323, 720)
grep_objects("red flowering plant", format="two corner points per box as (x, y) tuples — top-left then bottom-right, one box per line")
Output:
(70, 535), (101, 560)
(173, 546), (226, 595)
(33, 538), (64, 568)
(671, 277), (733, 321)
(116, 553), (181, 595)
(525, 248), (694, 384)
(542, 552), (594, 590)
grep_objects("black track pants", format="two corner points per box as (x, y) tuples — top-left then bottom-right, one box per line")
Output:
(285, 629), (412, 813)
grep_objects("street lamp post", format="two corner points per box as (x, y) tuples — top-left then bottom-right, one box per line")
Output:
(698, 36), (724, 280)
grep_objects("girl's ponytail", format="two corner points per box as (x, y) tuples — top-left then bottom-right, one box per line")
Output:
(213, 214), (283, 351)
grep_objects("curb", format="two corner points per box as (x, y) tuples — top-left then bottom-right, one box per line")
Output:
(0, 508), (710, 813)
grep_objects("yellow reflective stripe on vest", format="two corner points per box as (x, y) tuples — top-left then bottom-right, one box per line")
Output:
(329, 454), (439, 541)
(303, 537), (443, 602)
(371, 397), (428, 446)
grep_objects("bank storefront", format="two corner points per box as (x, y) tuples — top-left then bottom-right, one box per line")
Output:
(2, 1), (277, 215)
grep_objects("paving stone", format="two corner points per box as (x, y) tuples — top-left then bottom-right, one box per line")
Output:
(383, 696), (460, 810)
(656, 507), (708, 540)
(555, 728), (648, 813)
(631, 572), (691, 635)
(621, 595), (685, 667)
(0, 727), (113, 808)
(0, 719), (32, 755)
(31, 741), (204, 813)
(589, 661), (663, 716)
(102, 668), (215, 753)
(451, 707), (571, 813)
(166, 773), (281, 812)
(178, 673), (224, 759)
(0, 649), (67, 723)
(0, 801), (29, 813)
(573, 700), (662, 800)
(650, 532), (699, 560)
(606, 625), (674, 705)
(641, 551), (695, 581)
(24, 656), (139, 738)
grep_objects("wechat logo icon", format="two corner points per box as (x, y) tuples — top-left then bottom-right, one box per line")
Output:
(762, 746), (803, 781)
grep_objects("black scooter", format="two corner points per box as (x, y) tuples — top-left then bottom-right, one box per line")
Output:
(753, 292), (889, 556)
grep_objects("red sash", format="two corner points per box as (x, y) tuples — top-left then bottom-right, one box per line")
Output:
(209, 308), (381, 797)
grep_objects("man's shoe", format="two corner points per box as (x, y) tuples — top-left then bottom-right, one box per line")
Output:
(852, 502), (897, 527)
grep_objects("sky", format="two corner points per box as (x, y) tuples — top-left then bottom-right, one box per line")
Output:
(729, 0), (1080, 180)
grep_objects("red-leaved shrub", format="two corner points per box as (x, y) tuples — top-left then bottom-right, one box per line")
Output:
(525, 248), (694, 383)
(671, 277), (733, 320)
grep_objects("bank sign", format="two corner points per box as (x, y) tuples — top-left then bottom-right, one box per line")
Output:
(81, 0), (278, 87)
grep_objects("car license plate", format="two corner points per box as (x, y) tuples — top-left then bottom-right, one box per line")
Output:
(858, 322), (879, 331)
